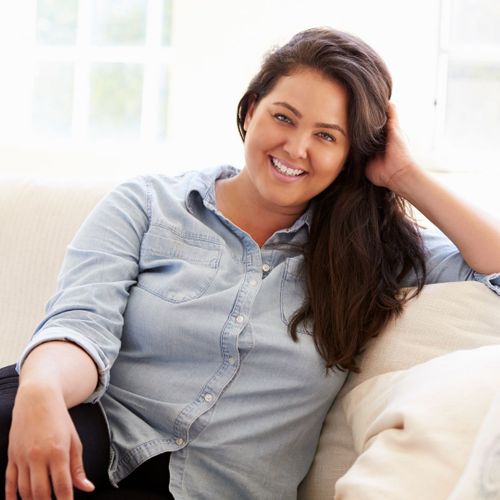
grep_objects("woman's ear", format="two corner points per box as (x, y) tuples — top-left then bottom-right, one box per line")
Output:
(243, 100), (257, 132)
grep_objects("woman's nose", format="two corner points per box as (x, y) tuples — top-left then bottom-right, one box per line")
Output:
(283, 131), (309, 160)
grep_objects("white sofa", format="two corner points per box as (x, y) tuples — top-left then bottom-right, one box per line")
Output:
(2, 177), (500, 499)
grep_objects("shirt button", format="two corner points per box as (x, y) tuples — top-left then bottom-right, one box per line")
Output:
(249, 278), (258, 287)
(176, 438), (184, 446)
(228, 356), (236, 365)
(262, 263), (271, 272)
(204, 393), (213, 402)
(236, 315), (244, 323)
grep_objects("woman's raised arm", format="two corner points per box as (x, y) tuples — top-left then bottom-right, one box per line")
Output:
(366, 103), (500, 275)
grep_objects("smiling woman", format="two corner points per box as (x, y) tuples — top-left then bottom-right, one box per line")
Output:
(220, 69), (350, 219)
(227, 28), (428, 372)
(1, 25), (500, 500)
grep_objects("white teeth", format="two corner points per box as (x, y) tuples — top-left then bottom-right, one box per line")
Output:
(271, 157), (304, 177)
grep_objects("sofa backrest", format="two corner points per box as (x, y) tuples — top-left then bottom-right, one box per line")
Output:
(0, 178), (113, 366)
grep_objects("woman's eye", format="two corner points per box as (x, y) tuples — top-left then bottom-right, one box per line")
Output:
(274, 113), (292, 124)
(317, 131), (336, 143)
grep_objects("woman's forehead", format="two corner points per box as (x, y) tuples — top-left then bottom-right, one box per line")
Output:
(263, 69), (349, 124)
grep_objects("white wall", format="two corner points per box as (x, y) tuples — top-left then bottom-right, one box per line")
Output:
(168, 0), (441, 172)
(0, 0), (443, 180)
(1, 1), (497, 214)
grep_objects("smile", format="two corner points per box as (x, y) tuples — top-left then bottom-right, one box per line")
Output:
(270, 156), (305, 177)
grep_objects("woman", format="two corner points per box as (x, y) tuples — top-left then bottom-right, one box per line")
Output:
(2, 27), (500, 499)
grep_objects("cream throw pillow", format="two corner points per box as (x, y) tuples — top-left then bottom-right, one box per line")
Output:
(449, 390), (500, 499)
(335, 345), (500, 499)
(299, 281), (500, 500)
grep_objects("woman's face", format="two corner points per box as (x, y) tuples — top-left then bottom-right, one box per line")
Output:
(242, 68), (350, 214)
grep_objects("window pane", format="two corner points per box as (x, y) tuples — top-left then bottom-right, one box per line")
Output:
(90, 0), (147, 46)
(162, 0), (173, 46)
(450, 0), (500, 45)
(32, 63), (74, 137)
(158, 65), (170, 140)
(445, 62), (500, 150)
(36, 0), (78, 45)
(89, 63), (143, 140)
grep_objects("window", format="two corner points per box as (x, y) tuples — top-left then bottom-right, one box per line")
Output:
(436, 0), (500, 170)
(33, 0), (173, 144)
(1, 1), (496, 182)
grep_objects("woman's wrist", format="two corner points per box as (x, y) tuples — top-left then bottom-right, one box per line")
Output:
(387, 162), (426, 201)
(19, 340), (98, 407)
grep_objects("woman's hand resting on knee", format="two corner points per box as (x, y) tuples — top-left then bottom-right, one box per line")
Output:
(6, 384), (94, 499)
(5, 341), (99, 499)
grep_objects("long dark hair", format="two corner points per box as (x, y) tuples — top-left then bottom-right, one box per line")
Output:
(237, 28), (427, 372)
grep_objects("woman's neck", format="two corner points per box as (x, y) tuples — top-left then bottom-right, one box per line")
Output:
(215, 174), (303, 247)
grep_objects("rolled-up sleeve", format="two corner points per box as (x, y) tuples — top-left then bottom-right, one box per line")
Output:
(400, 228), (500, 295)
(16, 176), (150, 402)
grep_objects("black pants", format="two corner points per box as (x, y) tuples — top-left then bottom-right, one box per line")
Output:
(0, 364), (173, 499)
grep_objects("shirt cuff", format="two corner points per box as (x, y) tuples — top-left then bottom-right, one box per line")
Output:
(16, 326), (111, 403)
(473, 272), (500, 295)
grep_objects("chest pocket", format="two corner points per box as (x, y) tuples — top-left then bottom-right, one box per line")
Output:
(280, 255), (310, 335)
(138, 230), (221, 303)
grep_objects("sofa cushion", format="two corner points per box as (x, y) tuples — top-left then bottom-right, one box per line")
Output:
(299, 281), (500, 499)
(334, 345), (500, 499)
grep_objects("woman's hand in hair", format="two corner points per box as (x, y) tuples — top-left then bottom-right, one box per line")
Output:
(366, 107), (500, 275)
(364, 102), (418, 194)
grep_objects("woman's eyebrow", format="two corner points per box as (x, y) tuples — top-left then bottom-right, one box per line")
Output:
(273, 101), (303, 118)
(272, 101), (346, 137)
(315, 121), (346, 137)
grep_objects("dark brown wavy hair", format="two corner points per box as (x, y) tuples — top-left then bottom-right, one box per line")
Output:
(236, 27), (427, 372)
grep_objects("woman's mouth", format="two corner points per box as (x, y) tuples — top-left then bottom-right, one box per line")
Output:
(269, 156), (306, 177)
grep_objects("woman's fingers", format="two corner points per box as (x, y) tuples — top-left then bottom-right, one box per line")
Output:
(5, 461), (18, 500)
(29, 462), (52, 500)
(6, 444), (89, 500)
(69, 430), (94, 493)
(16, 464), (32, 500)
(49, 453), (76, 500)
(386, 101), (401, 130)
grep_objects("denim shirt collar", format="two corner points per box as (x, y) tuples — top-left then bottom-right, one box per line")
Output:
(184, 165), (313, 235)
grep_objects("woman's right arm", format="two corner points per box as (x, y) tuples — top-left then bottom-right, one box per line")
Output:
(6, 176), (152, 499)
(6, 341), (98, 500)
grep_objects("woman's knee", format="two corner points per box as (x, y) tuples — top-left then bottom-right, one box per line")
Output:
(0, 364), (18, 488)
(0, 363), (18, 436)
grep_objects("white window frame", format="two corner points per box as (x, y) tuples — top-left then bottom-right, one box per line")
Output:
(32, 0), (173, 145)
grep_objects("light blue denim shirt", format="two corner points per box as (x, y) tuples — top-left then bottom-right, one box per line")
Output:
(18, 166), (500, 499)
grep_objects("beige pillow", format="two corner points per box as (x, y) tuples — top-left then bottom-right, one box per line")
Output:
(299, 281), (500, 500)
(334, 346), (500, 499)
